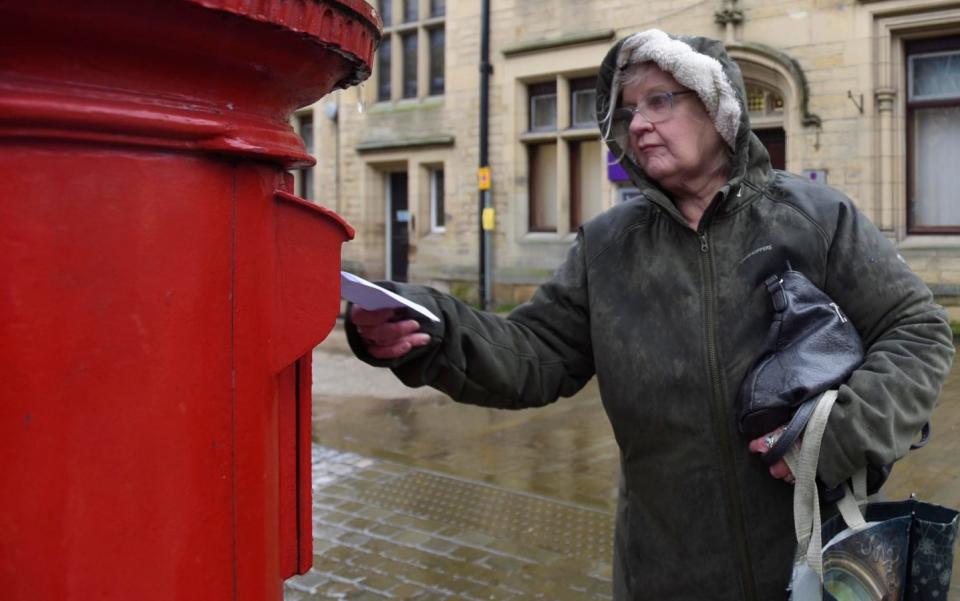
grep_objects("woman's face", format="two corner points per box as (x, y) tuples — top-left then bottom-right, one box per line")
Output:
(621, 66), (728, 191)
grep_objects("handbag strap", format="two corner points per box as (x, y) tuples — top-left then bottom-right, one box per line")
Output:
(791, 389), (868, 580)
(764, 397), (818, 465)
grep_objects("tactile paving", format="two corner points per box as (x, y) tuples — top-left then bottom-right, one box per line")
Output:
(358, 469), (614, 564)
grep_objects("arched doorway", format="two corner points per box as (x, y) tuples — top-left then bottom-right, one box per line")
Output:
(729, 43), (822, 175)
(747, 81), (786, 170)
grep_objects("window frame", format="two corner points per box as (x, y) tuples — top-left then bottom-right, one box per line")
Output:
(522, 73), (603, 237)
(429, 166), (446, 233)
(906, 36), (960, 234)
(568, 137), (603, 231)
(400, 31), (418, 99)
(528, 81), (558, 133)
(295, 111), (314, 201)
(374, 0), (445, 103)
(427, 25), (445, 96)
(745, 81), (785, 127)
(376, 36), (392, 101)
(527, 141), (559, 232)
(569, 77), (598, 129)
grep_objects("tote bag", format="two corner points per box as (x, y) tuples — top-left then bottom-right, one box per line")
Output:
(788, 391), (959, 601)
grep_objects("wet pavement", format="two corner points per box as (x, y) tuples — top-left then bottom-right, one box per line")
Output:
(286, 321), (960, 600)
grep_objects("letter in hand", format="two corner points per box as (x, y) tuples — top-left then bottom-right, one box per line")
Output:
(747, 426), (796, 484)
(350, 306), (432, 360)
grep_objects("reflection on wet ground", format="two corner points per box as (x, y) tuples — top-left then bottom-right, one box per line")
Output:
(286, 323), (960, 599)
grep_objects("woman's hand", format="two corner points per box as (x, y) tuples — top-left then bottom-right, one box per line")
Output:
(748, 426), (796, 484)
(350, 306), (432, 360)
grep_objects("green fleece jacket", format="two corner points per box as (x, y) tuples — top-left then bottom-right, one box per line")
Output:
(347, 33), (955, 600)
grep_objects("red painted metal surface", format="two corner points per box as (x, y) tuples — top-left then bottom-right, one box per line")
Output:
(0, 1), (378, 599)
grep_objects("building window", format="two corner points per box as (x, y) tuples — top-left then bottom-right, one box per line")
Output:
(403, 0), (418, 22)
(570, 77), (597, 129)
(529, 82), (558, 132)
(570, 139), (602, 230)
(375, 0), (445, 102)
(746, 83), (784, 117)
(430, 167), (445, 232)
(908, 37), (960, 231)
(524, 75), (603, 234)
(428, 27), (445, 95)
(296, 112), (314, 200)
(529, 143), (558, 231)
(378, 0), (392, 26)
(401, 32), (418, 98)
(377, 37), (392, 101)
(745, 81), (786, 170)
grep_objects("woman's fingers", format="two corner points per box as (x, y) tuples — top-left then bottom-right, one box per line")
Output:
(350, 306), (418, 344)
(350, 306), (396, 327)
(748, 426), (795, 484)
(768, 459), (793, 481)
(358, 318), (422, 345)
(350, 306), (431, 358)
(366, 332), (432, 359)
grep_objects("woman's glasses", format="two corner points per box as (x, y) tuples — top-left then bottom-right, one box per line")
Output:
(612, 90), (696, 125)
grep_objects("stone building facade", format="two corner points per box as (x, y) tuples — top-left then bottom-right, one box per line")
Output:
(294, 0), (960, 310)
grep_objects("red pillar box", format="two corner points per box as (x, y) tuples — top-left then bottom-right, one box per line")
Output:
(0, 1), (379, 599)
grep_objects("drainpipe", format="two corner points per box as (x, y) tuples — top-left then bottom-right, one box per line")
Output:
(479, 0), (493, 310)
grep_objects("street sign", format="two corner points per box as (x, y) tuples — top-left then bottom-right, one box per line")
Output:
(478, 166), (491, 190)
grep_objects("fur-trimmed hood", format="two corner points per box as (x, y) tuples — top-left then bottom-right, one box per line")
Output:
(596, 30), (771, 211)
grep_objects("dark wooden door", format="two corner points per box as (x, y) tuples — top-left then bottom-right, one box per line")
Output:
(755, 127), (786, 170)
(388, 172), (409, 282)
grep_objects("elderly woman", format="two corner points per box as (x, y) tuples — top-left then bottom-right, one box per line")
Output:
(346, 30), (954, 600)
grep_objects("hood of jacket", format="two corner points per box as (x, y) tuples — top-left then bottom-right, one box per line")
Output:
(596, 31), (773, 221)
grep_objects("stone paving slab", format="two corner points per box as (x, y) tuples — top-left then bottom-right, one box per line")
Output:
(284, 446), (613, 600)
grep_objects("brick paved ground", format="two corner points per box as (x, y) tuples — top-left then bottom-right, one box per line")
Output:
(287, 322), (960, 600)
(284, 446), (613, 600)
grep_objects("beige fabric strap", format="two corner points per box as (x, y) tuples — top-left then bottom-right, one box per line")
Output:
(792, 390), (837, 578)
(836, 483), (867, 531)
(791, 389), (869, 580)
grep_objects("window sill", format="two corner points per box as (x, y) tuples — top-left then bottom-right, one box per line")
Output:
(384, 23), (418, 34)
(369, 97), (444, 113)
(518, 231), (578, 244)
(520, 131), (558, 143)
(560, 127), (600, 140)
(897, 235), (960, 250)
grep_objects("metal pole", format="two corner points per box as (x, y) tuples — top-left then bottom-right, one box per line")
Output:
(479, 0), (492, 310)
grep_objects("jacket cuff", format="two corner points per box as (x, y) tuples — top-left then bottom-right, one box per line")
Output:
(815, 403), (858, 489)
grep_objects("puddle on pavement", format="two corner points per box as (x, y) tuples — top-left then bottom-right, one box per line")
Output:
(313, 357), (960, 513)
(313, 377), (620, 512)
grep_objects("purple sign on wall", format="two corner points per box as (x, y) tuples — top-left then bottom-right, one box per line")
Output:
(607, 150), (630, 182)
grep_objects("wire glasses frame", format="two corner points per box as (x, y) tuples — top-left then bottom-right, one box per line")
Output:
(612, 90), (696, 124)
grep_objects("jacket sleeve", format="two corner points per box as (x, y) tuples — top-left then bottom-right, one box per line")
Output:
(817, 199), (955, 488)
(345, 233), (596, 409)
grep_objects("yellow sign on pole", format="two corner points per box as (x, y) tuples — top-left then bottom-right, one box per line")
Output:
(478, 166), (491, 191)
(482, 207), (496, 231)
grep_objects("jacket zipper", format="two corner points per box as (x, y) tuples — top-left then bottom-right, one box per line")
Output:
(698, 227), (758, 601)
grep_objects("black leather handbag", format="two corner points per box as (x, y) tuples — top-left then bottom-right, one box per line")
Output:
(737, 266), (864, 465)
